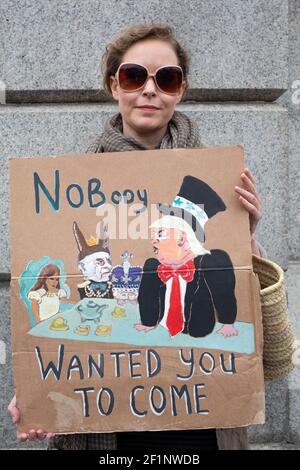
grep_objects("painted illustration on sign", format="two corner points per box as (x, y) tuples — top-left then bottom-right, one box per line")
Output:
(136, 176), (238, 338)
(19, 257), (71, 327)
(17, 176), (253, 354)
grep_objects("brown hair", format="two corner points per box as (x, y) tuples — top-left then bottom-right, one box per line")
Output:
(30, 264), (61, 292)
(101, 24), (190, 96)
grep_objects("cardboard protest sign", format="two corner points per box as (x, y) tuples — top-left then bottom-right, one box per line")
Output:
(10, 146), (265, 434)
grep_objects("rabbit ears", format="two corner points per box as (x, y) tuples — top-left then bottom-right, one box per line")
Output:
(73, 221), (110, 260)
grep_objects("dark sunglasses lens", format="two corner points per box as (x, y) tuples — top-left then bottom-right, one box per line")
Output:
(118, 64), (147, 91)
(156, 67), (183, 93)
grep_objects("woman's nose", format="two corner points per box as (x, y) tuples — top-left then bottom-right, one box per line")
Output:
(142, 76), (157, 96)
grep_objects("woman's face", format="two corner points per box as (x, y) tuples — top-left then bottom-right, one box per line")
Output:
(110, 39), (186, 141)
(45, 274), (59, 291)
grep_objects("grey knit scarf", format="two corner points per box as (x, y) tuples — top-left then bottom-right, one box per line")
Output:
(86, 110), (203, 153)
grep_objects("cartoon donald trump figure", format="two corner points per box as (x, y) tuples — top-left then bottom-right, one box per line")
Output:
(135, 175), (238, 338)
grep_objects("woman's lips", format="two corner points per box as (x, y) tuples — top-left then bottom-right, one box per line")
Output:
(137, 106), (159, 112)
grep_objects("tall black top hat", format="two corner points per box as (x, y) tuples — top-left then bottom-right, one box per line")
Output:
(157, 175), (226, 243)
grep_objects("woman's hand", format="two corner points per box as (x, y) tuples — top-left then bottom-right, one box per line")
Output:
(235, 168), (262, 256)
(235, 168), (262, 234)
(8, 395), (54, 442)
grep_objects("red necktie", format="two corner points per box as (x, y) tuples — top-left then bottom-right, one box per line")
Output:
(157, 260), (195, 337)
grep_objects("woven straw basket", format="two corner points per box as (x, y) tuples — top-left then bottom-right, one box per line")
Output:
(252, 255), (296, 381)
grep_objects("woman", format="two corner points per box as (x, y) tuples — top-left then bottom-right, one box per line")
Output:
(8, 23), (262, 450)
(27, 264), (67, 324)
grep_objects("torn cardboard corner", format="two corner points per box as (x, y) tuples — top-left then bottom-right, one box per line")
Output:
(10, 146), (265, 433)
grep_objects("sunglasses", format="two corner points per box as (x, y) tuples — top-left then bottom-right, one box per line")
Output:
(115, 62), (184, 95)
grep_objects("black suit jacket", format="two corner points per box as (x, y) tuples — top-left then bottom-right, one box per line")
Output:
(137, 249), (237, 338)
